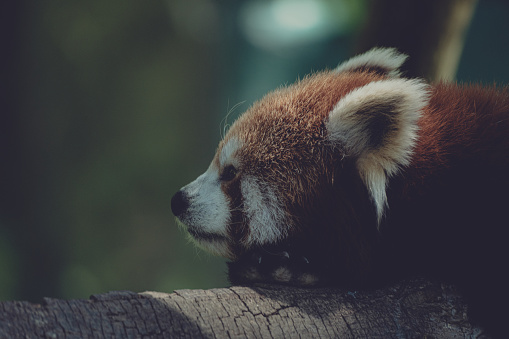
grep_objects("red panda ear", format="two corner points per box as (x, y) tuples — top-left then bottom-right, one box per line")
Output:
(334, 47), (407, 77)
(325, 78), (429, 225)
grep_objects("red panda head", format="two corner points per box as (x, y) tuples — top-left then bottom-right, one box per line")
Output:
(171, 48), (429, 260)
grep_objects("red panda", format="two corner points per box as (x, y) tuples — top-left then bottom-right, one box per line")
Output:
(171, 48), (509, 336)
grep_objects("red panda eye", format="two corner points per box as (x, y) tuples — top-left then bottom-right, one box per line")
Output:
(220, 165), (238, 182)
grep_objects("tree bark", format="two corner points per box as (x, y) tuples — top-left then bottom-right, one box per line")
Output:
(0, 278), (488, 338)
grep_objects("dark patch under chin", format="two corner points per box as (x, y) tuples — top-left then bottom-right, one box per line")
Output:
(188, 229), (228, 242)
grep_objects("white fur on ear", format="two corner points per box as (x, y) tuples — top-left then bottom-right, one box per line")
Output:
(335, 47), (408, 77)
(326, 78), (429, 225)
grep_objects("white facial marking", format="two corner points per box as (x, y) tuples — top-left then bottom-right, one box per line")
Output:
(334, 47), (407, 77)
(326, 78), (429, 225)
(176, 137), (246, 258)
(178, 164), (230, 238)
(241, 176), (287, 246)
(220, 137), (242, 169)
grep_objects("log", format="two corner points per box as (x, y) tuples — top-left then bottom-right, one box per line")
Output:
(0, 278), (487, 338)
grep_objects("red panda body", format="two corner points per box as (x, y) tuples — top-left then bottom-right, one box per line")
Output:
(171, 48), (509, 336)
(385, 83), (508, 281)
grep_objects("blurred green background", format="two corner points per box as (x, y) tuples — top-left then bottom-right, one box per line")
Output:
(1, 0), (508, 302)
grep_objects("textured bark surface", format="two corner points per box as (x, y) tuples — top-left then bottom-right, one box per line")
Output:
(0, 278), (488, 338)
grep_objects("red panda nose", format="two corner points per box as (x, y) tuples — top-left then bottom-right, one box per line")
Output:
(171, 190), (189, 217)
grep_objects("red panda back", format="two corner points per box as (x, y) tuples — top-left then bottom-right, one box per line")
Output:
(415, 83), (509, 175)
(381, 83), (509, 338)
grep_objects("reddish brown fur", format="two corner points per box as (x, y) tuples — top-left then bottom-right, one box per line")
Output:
(219, 71), (387, 210)
(407, 83), (509, 186)
(221, 73), (509, 289)
(216, 71), (390, 279)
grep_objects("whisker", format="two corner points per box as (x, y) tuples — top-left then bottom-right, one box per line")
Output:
(220, 100), (246, 139)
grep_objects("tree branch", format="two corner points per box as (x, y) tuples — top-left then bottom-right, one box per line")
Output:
(356, 0), (478, 81)
(0, 278), (486, 338)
